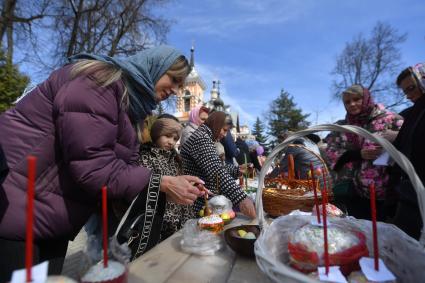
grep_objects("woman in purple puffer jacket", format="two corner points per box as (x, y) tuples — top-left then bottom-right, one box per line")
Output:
(0, 46), (205, 280)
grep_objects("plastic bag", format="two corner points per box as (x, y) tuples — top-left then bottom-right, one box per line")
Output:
(208, 195), (233, 214)
(255, 215), (425, 282)
(180, 219), (224, 256)
(84, 215), (131, 265)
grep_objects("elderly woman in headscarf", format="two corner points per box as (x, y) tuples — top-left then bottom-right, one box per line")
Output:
(324, 84), (403, 221)
(180, 111), (256, 219)
(180, 105), (209, 147)
(391, 63), (425, 239)
(0, 45), (206, 277)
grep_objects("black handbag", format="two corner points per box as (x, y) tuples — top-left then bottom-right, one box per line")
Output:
(114, 173), (166, 261)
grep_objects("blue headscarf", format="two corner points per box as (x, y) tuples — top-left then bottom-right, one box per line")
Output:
(69, 45), (184, 123)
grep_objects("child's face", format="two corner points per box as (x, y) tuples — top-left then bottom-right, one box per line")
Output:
(156, 133), (179, 151)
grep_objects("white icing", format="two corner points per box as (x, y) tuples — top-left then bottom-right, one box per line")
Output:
(81, 260), (125, 282)
(290, 224), (361, 255)
(198, 214), (223, 225)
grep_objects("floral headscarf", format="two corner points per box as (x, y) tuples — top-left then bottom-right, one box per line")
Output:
(344, 84), (375, 126)
(343, 85), (375, 148)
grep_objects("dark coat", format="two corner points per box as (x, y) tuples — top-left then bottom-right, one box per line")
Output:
(0, 65), (151, 240)
(221, 131), (239, 165)
(0, 145), (8, 185)
(235, 138), (251, 165)
(393, 96), (425, 204)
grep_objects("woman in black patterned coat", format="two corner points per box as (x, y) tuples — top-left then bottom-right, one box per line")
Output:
(139, 117), (195, 240)
(180, 111), (256, 219)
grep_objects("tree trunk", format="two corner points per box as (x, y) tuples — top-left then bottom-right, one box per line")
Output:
(66, 0), (85, 57)
(0, 0), (17, 51)
(6, 18), (13, 64)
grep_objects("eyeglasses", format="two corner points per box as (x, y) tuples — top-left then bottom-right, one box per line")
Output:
(403, 85), (416, 94)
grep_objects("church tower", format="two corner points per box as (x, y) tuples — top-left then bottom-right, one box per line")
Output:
(175, 45), (206, 123)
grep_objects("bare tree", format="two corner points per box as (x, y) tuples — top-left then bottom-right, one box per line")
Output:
(50, 0), (170, 67)
(331, 22), (407, 108)
(0, 0), (50, 63)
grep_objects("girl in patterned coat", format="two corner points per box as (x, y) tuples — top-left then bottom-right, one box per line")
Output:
(139, 117), (196, 241)
(180, 111), (256, 219)
(324, 84), (403, 221)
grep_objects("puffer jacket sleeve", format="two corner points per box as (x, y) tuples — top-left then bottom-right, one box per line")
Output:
(54, 77), (151, 201)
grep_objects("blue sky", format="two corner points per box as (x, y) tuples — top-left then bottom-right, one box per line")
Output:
(18, 0), (425, 131)
(151, 0), (425, 128)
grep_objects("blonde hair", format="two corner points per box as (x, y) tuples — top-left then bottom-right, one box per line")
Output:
(70, 60), (129, 109)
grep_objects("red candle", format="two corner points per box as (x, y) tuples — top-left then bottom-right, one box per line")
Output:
(310, 162), (321, 223)
(288, 154), (295, 180)
(102, 186), (108, 268)
(322, 183), (329, 275)
(26, 156), (36, 282)
(369, 183), (379, 271)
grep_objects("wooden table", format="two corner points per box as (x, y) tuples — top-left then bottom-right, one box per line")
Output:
(128, 215), (272, 283)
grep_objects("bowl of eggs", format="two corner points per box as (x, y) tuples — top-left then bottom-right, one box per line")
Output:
(224, 224), (260, 257)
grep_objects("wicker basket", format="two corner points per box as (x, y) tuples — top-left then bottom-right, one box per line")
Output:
(254, 124), (425, 283)
(262, 144), (330, 217)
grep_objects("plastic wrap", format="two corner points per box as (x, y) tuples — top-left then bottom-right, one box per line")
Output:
(180, 219), (224, 256)
(255, 214), (425, 282)
(311, 203), (345, 218)
(288, 222), (368, 275)
(76, 236), (130, 282)
(208, 195), (232, 214)
(207, 195), (236, 223)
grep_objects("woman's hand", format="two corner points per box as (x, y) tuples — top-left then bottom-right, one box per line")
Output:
(239, 197), (256, 219)
(361, 147), (382, 160)
(160, 175), (205, 205)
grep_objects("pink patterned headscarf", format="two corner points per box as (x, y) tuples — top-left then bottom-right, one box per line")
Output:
(343, 85), (375, 148)
(189, 105), (209, 126)
(344, 85), (375, 126)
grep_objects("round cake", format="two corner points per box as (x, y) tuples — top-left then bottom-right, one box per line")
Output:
(198, 214), (224, 233)
(288, 223), (368, 275)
